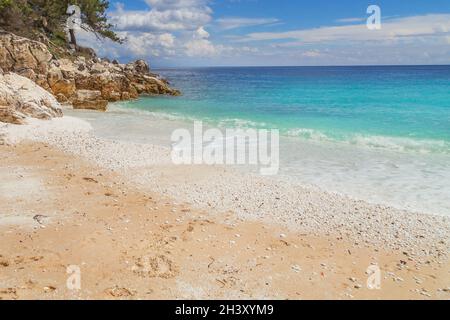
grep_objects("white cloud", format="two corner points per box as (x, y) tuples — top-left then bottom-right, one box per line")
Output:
(110, 4), (212, 32)
(78, 7), (450, 67)
(77, 29), (177, 60)
(240, 14), (450, 43)
(145, 0), (209, 10)
(89, 0), (217, 61)
(195, 26), (210, 39)
(185, 39), (217, 57)
(216, 17), (280, 30)
(302, 50), (323, 58)
(335, 17), (366, 23)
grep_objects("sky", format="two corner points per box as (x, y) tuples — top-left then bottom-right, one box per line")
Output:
(78, 0), (450, 67)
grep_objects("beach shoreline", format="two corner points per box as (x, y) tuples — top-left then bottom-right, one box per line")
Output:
(1, 116), (449, 257)
(0, 116), (449, 299)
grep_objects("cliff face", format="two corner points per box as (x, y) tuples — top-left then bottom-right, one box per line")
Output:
(0, 31), (180, 123)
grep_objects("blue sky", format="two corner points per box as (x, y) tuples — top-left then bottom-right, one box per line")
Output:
(79, 0), (450, 67)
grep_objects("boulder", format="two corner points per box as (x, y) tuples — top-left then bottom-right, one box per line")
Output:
(47, 68), (64, 87)
(16, 68), (36, 81)
(55, 93), (69, 103)
(133, 60), (150, 74)
(72, 90), (108, 111)
(0, 73), (62, 124)
(91, 63), (106, 74)
(0, 31), (53, 75)
(50, 79), (76, 99)
(0, 106), (27, 125)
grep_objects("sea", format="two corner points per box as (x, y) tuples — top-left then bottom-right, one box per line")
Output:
(66, 66), (450, 216)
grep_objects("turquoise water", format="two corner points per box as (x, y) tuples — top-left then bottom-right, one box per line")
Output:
(70, 66), (450, 215)
(125, 66), (450, 154)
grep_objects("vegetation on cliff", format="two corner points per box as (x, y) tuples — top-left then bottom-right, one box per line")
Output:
(0, 0), (121, 49)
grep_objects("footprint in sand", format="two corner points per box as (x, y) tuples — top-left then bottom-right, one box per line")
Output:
(0, 288), (18, 300)
(133, 255), (179, 279)
(0, 255), (10, 267)
(105, 286), (135, 298)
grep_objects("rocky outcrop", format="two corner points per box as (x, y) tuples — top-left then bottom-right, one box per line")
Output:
(0, 31), (53, 76)
(0, 31), (180, 115)
(72, 90), (108, 111)
(0, 71), (62, 124)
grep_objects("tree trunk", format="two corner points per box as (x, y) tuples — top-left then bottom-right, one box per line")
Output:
(69, 29), (77, 47)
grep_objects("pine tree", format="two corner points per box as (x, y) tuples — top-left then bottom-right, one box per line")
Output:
(0, 0), (122, 46)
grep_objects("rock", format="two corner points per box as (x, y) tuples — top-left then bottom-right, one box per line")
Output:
(0, 106), (27, 124)
(58, 59), (78, 74)
(0, 31), (53, 75)
(72, 90), (108, 111)
(0, 31), (180, 115)
(121, 92), (131, 100)
(133, 59), (150, 74)
(0, 73), (62, 124)
(50, 79), (76, 99)
(35, 74), (51, 90)
(91, 63), (106, 74)
(55, 93), (68, 103)
(76, 46), (97, 60)
(109, 91), (122, 102)
(47, 68), (64, 87)
(16, 68), (36, 81)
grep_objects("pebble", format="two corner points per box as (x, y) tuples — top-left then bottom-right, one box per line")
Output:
(291, 265), (302, 273)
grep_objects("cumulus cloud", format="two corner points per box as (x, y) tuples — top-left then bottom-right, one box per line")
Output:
(77, 2), (450, 67)
(80, 0), (220, 61)
(195, 26), (210, 39)
(110, 2), (212, 32)
(77, 29), (177, 60)
(185, 39), (217, 57)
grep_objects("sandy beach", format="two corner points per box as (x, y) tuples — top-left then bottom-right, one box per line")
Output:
(0, 117), (449, 300)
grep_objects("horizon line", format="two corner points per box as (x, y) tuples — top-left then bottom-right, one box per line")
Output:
(152, 63), (450, 69)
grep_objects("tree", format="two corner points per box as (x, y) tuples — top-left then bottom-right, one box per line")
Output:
(0, 0), (122, 47)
